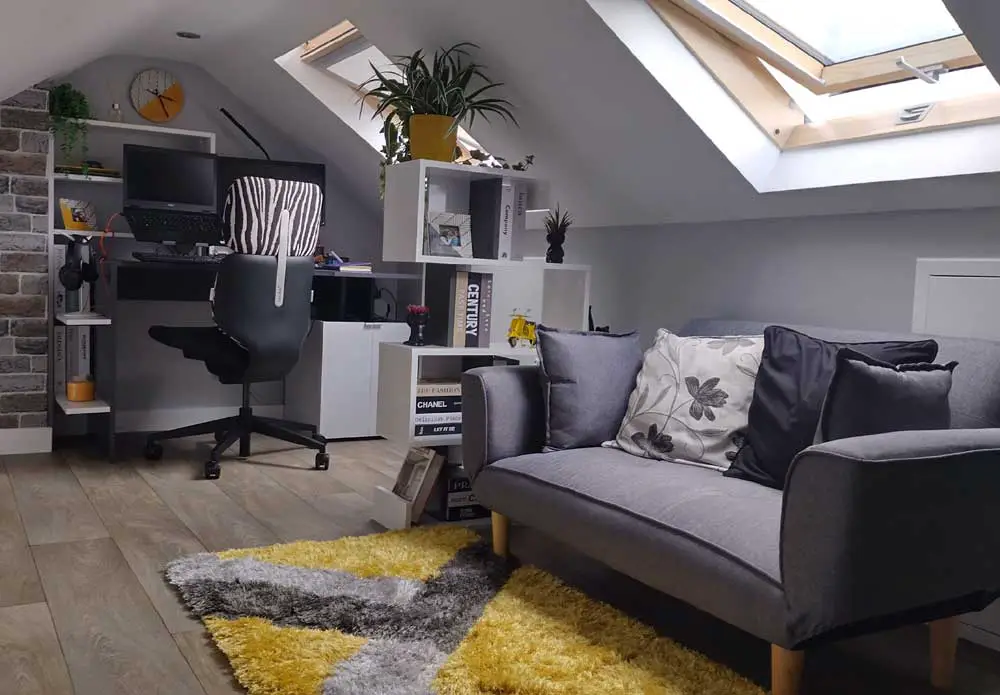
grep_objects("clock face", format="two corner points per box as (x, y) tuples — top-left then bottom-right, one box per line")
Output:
(130, 69), (185, 123)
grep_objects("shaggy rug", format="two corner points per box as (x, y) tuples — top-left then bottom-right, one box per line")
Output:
(167, 526), (764, 695)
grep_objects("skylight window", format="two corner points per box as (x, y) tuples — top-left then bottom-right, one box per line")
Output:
(732, 0), (963, 64)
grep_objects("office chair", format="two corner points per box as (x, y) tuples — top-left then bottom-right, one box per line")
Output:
(143, 176), (328, 479)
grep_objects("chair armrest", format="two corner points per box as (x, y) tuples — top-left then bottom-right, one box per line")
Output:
(780, 429), (1000, 647)
(462, 366), (545, 482)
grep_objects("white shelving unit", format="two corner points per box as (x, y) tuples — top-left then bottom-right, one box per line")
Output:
(373, 160), (590, 528)
(49, 121), (215, 429)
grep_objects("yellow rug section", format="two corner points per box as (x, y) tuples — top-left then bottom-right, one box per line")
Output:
(204, 616), (366, 695)
(217, 525), (478, 580)
(434, 567), (765, 695)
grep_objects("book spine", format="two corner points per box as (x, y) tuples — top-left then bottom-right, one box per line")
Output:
(464, 272), (481, 348)
(413, 412), (463, 425)
(477, 273), (493, 348)
(413, 422), (462, 437)
(512, 182), (528, 237)
(497, 177), (514, 260)
(415, 383), (462, 397)
(451, 271), (468, 347)
(468, 180), (499, 259)
(414, 396), (462, 413)
(447, 477), (472, 493)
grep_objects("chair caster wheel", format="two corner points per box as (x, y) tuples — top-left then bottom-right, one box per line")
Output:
(315, 452), (330, 471)
(205, 460), (221, 480)
(214, 430), (226, 443)
(144, 441), (163, 461)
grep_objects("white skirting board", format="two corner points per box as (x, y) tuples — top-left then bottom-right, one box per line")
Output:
(0, 427), (53, 455)
(115, 405), (285, 433)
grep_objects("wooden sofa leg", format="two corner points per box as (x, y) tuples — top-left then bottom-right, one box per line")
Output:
(930, 617), (958, 690)
(771, 645), (804, 695)
(491, 512), (509, 557)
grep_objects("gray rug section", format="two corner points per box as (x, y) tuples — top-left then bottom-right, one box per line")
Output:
(168, 543), (513, 654)
(167, 553), (422, 608)
(322, 639), (447, 695)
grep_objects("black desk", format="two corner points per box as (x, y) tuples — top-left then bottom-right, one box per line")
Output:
(89, 260), (418, 458)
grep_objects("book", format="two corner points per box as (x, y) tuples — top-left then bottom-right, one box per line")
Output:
(464, 272), (483, 348)
(511, 182), (529, 238)
(415, 380), (461, 397)
(415, 396), (462, 413)
(478, 273), (493, 347)
(414, 422), (461, 437)
(53, 244), (67, 399)
(414, 412), (463, 425)
(450, 271), (469, 347)
(469, 177), (515, 260)
(392, 447), (438, 501)
(411, 451), (445, 519)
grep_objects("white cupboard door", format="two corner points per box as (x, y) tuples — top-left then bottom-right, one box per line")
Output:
(370, 323), (411, 435)
(319, 323), (375, 439)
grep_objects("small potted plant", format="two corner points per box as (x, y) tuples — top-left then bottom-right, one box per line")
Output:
(544, 205), (573, 264)
(405, 304), (430, 346)
(361, 43), (517, 166)
(49, 83), (92, 167)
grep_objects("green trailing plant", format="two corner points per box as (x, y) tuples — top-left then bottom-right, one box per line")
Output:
(460, 150), (534, 171)
(544, 205), (573, 264)
(49, 83), (92, 165)
(360, 43), (518, 193)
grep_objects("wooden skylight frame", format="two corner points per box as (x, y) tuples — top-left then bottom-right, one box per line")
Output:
(647, 0), (1000, 149)
(301, 20), (362, 64)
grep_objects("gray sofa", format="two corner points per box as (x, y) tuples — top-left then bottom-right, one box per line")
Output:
(462, 319), (1000, 693)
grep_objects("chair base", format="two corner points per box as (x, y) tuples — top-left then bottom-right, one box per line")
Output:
(144, 401), (327, 479)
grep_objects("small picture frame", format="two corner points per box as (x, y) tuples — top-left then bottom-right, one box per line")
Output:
(424, 212), (473, 258)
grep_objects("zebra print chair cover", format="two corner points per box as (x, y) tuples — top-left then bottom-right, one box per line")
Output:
(220, 176), (323, 307)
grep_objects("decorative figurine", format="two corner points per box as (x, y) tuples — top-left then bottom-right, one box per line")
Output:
(405, 305), (430, 346)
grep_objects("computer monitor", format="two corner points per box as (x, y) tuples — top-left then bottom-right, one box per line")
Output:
(217, 156), (326, 225)
(123, 144), (218, 214)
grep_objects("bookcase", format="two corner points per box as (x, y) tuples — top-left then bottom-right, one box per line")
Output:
(372, 160), (591, 528)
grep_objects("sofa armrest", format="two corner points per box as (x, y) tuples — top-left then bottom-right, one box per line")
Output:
(780, 429), (1000, 647)
(462, 366), (545, 482)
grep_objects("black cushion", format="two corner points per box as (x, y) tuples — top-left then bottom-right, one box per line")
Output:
(817, 348), (956, 443)
(724, 325), (939, 489)
(149, 325), (249, 384)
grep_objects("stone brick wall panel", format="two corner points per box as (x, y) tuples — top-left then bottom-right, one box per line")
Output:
(0, 89), (49, 429)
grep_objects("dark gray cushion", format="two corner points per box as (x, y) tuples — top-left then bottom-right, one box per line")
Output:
(536, 326), (643, 450)
(473, 446), (791, 644)
(680, 319), (1000, 430)
(818, 348), (956, 443)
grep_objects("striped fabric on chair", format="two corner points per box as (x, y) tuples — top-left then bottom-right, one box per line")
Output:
(222, 176), (322, 257)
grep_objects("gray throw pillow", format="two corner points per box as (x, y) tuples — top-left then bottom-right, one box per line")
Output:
(817, 347), (957, 443)
(536, 325), (644, 450)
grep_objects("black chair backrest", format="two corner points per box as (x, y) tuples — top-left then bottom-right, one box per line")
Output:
(212, 176), (323, 381)
(213, 255), (314, 381)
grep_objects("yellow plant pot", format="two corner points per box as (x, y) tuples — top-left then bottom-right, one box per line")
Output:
(409, 115), (458, 162)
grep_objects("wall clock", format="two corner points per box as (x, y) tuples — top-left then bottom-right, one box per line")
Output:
(130, 69), (185, 123)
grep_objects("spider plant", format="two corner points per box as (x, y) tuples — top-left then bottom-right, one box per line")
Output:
(360, 43), (518, 188)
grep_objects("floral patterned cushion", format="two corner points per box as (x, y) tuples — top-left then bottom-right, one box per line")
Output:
(614, 330), (763, 470)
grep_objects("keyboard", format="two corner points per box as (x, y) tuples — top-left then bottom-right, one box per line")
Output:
(132, 251), (224, 264)
(123, 208), (221, 244)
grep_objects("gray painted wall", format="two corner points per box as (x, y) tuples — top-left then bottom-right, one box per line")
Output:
(528, 208), (1000, 347)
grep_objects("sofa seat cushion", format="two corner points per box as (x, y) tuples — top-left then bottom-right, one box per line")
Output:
(474, 447), (790, 643)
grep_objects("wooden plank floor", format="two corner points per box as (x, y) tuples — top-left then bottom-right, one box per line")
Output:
(0, 436), (999, 694)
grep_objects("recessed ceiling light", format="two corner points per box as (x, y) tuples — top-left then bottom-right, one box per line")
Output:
(176, 31), (201, 39)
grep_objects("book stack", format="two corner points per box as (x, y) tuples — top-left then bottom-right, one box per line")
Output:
(469, 177), (529, 261)
(449, 271), (494, 348)
(426, 463), (489, 522)
(413, 379), (462, 437)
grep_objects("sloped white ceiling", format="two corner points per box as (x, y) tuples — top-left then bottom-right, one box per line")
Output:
(4, 0), (1000, 227)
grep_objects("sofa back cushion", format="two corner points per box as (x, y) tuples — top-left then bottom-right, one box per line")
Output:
(680, 319), (1000, 430)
